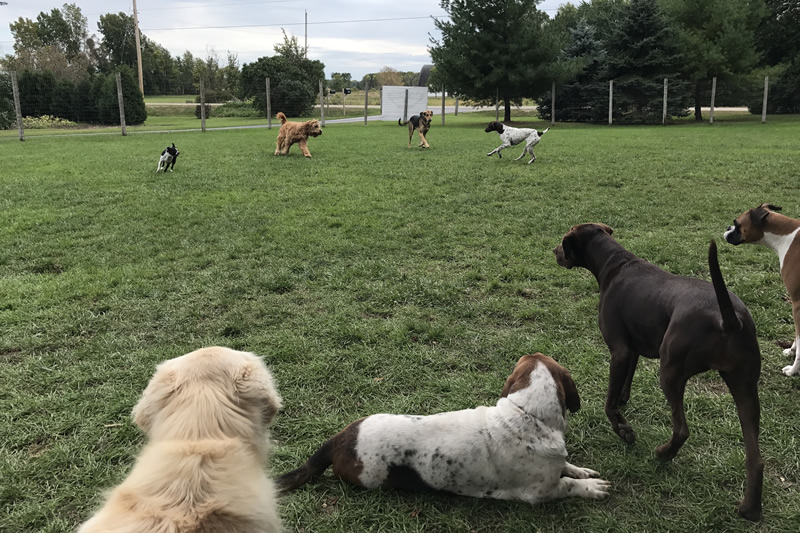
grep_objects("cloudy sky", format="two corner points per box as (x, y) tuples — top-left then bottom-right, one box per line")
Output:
(1, 0), (568, 78)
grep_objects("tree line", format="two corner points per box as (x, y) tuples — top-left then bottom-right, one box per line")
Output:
(431, 0), (800, 123)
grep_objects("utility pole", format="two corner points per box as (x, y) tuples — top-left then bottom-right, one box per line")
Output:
(304, 10), (308, 58)
(132, 0), (144, 95)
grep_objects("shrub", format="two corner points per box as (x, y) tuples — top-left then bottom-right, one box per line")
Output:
(21, 115), (78, 129)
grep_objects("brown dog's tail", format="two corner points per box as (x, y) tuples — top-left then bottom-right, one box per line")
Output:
(276, 112), (288, 124)
(708, 239), (741, 331)
(398, 118), (409, 126)
(276, 439), (334, 493)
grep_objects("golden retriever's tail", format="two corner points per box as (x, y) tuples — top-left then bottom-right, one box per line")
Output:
(276, 439), (333, 492)
(276, 112), (288, 124)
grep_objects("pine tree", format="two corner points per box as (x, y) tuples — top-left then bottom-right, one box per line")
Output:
(603, 0), (690, 124)
(430, 0), (563, 122)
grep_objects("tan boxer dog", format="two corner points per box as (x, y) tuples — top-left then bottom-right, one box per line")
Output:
(725, 203), (800, 376)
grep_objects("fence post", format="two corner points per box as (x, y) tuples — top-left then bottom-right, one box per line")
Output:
(266, 77), (272, 129)
(115, 72), (127, 136)
(761, 76), (769, 124)
(364, 82), (369, 125)
(319, 80), (325, 127)
(454, 97), (459, 116)
(551, 81), (556, 125)
(495, 88), (499, 121)
(608, 80), (613, 125)
(441, 86), (445, 126)
(662, 78), (668, 125)
(10, 71), (24, 141)
(403, 88), (408, 122)
(709, 76), (717, 125)
(199, 78), (206, 132)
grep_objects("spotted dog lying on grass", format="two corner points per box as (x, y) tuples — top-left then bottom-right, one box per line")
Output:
(277, 353), (610, 505)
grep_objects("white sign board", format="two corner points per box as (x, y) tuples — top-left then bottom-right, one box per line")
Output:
(381, 86), (429, 122)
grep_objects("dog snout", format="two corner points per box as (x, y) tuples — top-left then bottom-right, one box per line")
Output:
(724, 226), (742, 245)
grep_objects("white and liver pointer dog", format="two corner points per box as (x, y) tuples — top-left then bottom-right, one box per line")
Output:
(277, 353), (610, 505)
(485, 121), (549, 164)
(725, 203), (800, 376)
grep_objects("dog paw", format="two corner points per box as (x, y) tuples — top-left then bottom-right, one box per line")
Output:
(574, 467), (601, 479)
(783, 346), (796, 357)
(615, 424), (636, 444)
(655, 442), (680, 461)
(782, 365), (799, 376)
(737, 500), (762, 522)
(582, 478), (612, 499)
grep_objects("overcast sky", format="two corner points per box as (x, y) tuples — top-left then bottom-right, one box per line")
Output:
(1, 0), (569, 78)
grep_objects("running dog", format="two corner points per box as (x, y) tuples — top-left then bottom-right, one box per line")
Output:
(485, 121), (549, 164)
(398, 110), (433, 148)
(156, 143), (179, 172)
(274, 112), (322, 158)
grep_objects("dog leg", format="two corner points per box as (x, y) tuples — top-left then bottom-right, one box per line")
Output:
(487, 144), (509, 158)
(605, 349), (638, 444)
(527, 150), (536, 164)
(720, 369), (763, 521)
(654, 363), (690, 460)
(419, 131), (429, 148)
(561, 462), (600, 479)
(515, 148), (527, 161)
(784, 302), (800, 375)
(298, 139), (312, 158)
(548, 477), (611, 501)
(408, 125), (414, 148)
(619, 356), (639, 406)
(783, 339), (796, 357)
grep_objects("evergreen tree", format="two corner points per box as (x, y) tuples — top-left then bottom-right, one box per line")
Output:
(604, 0), (690, 124)
(429, 0), (564, 122)
(661, 0), (764, 120)
(0, 72), (14, 130)
(538, 18), (608, 122)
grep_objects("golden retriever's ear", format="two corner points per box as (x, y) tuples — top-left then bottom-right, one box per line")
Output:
(131, 365), (177, 433)
(236, 361), (282, 426)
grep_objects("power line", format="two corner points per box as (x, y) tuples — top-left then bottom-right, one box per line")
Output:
(142, 15), (448, 32)
(137, 0), (303, 12)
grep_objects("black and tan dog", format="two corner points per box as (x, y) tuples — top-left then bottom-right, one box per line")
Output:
(554, 224), (763, 521)
(398, 110), (433, 148)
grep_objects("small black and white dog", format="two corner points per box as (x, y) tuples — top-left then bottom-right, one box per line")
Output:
(156, 143), (180, 173)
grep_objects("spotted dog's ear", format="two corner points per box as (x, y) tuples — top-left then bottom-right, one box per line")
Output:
(556, 367), (581, 414)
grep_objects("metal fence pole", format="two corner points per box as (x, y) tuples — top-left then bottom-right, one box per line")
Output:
(441, 86), (445, 126)
(403, 89), (408, 122)
(115, 72), (127, 136)
(266, 77), (272, 129)
(662, 78), (668, 125)
(10, 71), (24, 141)
(319, 80), (325, 127)
(199, 78), (206, 132)
(761, 76), (769, 124)
(364, 82), (369, 125)
(551, 81), (556, 126)
(709, 76), (717, 125)
(608, 80), (613, 125)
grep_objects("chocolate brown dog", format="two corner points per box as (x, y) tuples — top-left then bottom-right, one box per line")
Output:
(398, 110), (432, 148)
(554, 223), (763, 521)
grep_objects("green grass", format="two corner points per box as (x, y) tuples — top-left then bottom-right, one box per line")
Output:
(144, 94), (199, 104)
(2, 115), (800, 532)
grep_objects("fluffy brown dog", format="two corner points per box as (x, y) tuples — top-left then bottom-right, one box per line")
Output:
(78, 346), (283, 533)
(274, 111), (322, 158)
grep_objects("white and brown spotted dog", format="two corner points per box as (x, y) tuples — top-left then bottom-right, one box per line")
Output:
(725, 203), (800, 376)
(277, 353), (610, 505)
(485, 121), (549, 164)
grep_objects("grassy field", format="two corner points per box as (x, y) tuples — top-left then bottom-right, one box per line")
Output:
(2, 114), (800, 532)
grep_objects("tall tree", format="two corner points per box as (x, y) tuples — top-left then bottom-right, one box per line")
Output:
(661, 0), (764, 120)
(97, 12), (137, 70)
(376, 67), (402, 87)
(240, 30), (325, 117)
(430, 0), (564, 122)
(603, 0), (691, 124)
(756, 0), (800, 66)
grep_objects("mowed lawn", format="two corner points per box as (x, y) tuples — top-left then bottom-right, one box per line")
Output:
(1, 114), (800, 533)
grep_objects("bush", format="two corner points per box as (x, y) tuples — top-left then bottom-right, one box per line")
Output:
(21, 115), (78, 129)
(0, 72), (14, 130)
(212, 101), (261, 117)
(747, 58), (800, 114)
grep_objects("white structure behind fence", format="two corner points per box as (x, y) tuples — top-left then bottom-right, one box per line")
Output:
(380, 86), (428, 122)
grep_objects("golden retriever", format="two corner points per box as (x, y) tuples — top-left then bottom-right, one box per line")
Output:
(273, 111), (322, 158)
(78, 346), (283, 533)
